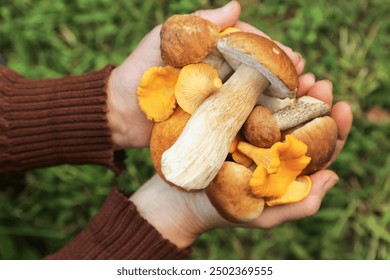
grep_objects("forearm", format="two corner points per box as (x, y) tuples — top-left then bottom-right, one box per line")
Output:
(0, 65), (124, 174)
(46, 187), (191, 260)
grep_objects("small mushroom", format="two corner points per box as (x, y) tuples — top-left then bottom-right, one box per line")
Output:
(175, 63), (222, 114)
(206, 161), (265, 223)
(237, 135), (311, 198)
(282, 116), (338, 175)
(137, 66), (179, 122)
(265, 175), (312, 206)
(160, 14), (220, 68)
(243, 96), (331, 148)
(243, 105), (281, 148)
(161, 32), (299, 191)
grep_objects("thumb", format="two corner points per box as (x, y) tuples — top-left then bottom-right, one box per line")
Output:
(193, 1), (241, 29)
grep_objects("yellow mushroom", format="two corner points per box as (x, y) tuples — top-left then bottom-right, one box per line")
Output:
(237, 134), (311, 198)
(137, 65), (179, 122)
(219, 26), (241, 37)
(175, 63), (222, 114)
(265, 175), (312, 206)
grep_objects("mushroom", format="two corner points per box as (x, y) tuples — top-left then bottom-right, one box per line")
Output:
(137, 65), (180, 122)
(265, 175), (312, 206)
(160, 14), (220, 68)
(202, 49), (234, 82)
(244, 96), (331, 148)
(206, 161), (265, 223)
(161, 32), (299, 191)
(175, 63), (222, 114)
(282, 116), (338, 175)
(257, 94), (295, 113)
(150, 107), (191, 185)
(237, 135), (311, 198)
(201, 26), (241, 81)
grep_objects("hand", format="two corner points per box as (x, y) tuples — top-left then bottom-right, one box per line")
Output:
(106, 1), (306, 149)
(128, 4), (353, 249)
(130, 82), (353, 249)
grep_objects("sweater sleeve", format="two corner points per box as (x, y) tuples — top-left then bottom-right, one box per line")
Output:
(0, 65), (124, 174)
(45, 187), (192, 260)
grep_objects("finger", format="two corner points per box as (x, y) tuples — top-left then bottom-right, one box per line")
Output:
(250, 170), (339, 229)
(297, 73), (316, 97)
(326, 102), (353, 164)
(193, 1), (241, 30)
(234, 21), (270, 38)
(306, 80), (333, 106)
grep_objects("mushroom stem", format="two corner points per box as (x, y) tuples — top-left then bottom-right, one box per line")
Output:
(202, 49), (234, 81)
(273, 96), (331, 130)
(161, 64), (269, 190)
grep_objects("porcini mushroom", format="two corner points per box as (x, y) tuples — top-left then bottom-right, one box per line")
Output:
(150, 107), (191, 184)
(160, 14), (220, 68)
(161, 32), (299, 191)
(283, 116), (338, 175)
(175, 63), (222, 114)
(244, 96), (331, 148)
(206, 161), (265, 223)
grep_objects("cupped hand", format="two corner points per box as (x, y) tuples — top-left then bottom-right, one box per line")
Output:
(106, 1), (306, 149)
(125, 1), (352, 249)
(130, 79), (353, 248)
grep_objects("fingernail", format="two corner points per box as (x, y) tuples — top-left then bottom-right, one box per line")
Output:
(324, 175), (339, 191)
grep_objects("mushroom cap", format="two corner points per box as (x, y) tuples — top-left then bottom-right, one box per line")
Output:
(175, 63), (222, 114)
(243, 105), (281, 148)
(206, 161), (265, 223)
(137, 66), (179, 122)
(217, 32), (298, 98)
(150, 107), (191, 184)
(283, 116), (338, 175)
(160, 14), (220, 68)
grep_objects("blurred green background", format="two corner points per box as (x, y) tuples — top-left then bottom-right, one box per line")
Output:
(0, 0), (389, 260)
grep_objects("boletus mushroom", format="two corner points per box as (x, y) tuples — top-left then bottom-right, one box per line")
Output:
(161, 32), (299, 191)
(206, 161), (265, 223)
(243, 96), (331, 148)
(282, 116), (338, 175)
(160, 14), (220, 68)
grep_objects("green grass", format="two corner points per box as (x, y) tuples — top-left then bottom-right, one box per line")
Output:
(0, 0), (389, 259)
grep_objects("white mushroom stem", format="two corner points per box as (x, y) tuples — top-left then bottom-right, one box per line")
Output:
(273, 96), (331, 130)
(257, 94), (295, 113)
(202, 49), (234, 81)
(161, 64), (269, 190)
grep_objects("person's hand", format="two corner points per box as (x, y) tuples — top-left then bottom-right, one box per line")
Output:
(130, 82), (353, 248)
(106, 1), (306, 149)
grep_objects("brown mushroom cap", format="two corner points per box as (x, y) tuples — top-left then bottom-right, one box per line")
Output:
(217, 32), (299, 98)
(150, 107), (191, 183)
(206, 161), (265, 223)
(160, 14), (220, 68)
(283, 116), (338, 175)
(243, 105), (281, 148)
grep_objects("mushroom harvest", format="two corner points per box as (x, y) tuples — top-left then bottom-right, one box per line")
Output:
(136, 14), (338, 223)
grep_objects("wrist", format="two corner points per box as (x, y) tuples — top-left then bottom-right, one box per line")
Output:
(106, 67), (153, 149)
(129, 174), (228, 248)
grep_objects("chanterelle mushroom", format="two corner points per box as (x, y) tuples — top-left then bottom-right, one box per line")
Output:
(161, 32), (299, 191)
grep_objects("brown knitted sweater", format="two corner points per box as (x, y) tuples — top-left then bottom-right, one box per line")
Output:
(0, 65), (191, 259)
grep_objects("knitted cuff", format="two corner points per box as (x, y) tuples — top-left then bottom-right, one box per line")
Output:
(0, 65), (124, 174)
(45, 188), (192, 260)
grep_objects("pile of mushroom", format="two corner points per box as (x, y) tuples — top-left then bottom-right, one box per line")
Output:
(137, 14), (338, 223)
